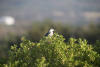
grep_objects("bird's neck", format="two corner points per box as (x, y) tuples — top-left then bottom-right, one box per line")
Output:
(49, 31), (54, 36)
(49, 31), (53, 33)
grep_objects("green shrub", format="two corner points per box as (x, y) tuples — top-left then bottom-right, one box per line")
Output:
(94, 40), (100, 54)
(1, 33), (100, 67)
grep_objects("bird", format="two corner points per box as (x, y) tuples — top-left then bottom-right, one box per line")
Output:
(45, 28), (54, 37)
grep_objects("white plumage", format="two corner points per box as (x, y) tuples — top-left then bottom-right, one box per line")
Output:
(45, 28), (54, 37)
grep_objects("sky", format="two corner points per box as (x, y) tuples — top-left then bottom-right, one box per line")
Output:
(0, 0), (100, 24)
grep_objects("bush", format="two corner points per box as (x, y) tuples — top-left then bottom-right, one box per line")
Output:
(1, 33), (100, 67)
(94, 40), (100, 54)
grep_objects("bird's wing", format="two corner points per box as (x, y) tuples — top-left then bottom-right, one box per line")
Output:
(45, 32), (50, 36)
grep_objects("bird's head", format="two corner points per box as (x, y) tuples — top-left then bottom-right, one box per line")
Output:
(49, 28), (54, 32)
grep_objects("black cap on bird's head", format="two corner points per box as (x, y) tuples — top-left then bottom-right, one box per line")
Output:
(50, 25), (55, 29)
(48, 24), (55, 31)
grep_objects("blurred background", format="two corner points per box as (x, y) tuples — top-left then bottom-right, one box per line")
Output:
(0, 0), (100, 64)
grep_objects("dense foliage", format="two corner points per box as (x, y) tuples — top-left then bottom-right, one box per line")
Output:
(0, 21), (100, 62)
(0, 33), (100, 67)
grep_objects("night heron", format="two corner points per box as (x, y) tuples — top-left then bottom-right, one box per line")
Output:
(45, 28), (54, 37)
